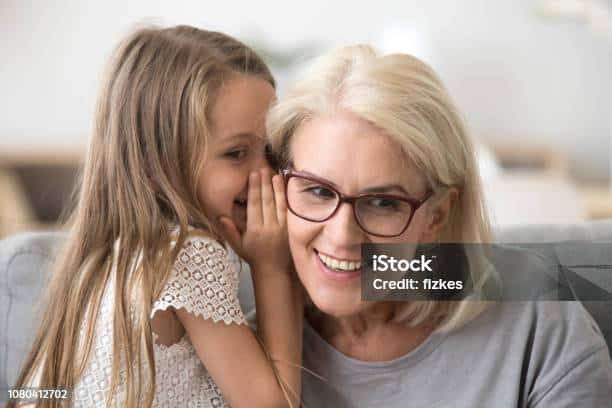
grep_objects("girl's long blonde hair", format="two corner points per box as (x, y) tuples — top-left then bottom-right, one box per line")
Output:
(11, 25), (274, 407)
(267, 45), (491, 331)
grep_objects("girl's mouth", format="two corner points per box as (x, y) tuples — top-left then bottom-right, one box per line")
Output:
(231, 200), (247, 233)
(234, 198), (247, 208)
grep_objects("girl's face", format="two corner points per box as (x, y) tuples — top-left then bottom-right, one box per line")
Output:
(288, 111), (453, 318)
(197, 75), (275, 233)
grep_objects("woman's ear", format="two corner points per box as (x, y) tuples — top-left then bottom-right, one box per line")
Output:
(421, 187), (459, 242)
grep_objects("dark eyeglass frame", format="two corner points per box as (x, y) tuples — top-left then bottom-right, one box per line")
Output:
(281, 168), (433, 237)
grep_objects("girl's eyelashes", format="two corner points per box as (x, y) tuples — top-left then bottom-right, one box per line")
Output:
(223, 146), (248, 161)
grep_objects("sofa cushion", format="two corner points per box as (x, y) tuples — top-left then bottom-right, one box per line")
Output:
(0, 232), (61, 404)
(0, 231), (255, 406)
(494, 219), (612, 243)
(495, 220), (612, 353)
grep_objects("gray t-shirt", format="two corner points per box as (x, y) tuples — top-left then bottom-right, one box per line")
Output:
(301, 301), (612, 407)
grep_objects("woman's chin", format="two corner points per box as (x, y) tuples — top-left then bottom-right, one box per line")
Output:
(309, 290), (365, 318)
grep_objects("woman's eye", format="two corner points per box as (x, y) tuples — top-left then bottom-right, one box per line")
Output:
(365, 197), (400, 210)
(305, 186), (336, 199)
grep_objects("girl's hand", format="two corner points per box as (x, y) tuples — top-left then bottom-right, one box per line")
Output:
(219, 168), (291, 273)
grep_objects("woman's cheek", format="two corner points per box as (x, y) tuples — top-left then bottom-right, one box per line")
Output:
(287, 217), (314, 272)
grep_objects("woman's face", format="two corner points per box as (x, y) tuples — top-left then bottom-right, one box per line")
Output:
(288, 111), (449, 317)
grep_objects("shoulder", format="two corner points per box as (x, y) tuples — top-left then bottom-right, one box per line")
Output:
(528, 301), (608, 369)
(468, 301), (611, 404)
(175, 232), (228, 259)
(172, 231), (234, 272)
(445, 300), (609, 377)
(521, 301), (612, 405)
(474, 301), (607, 357)
(512, 301), (605, 353)
(152, 230), (245, 324)
(167, 230), (240, 286)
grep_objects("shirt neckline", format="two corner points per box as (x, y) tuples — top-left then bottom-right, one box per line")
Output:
(303, 316), (448, 374)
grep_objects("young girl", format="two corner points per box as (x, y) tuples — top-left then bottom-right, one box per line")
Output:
(10, 26), (303, 407)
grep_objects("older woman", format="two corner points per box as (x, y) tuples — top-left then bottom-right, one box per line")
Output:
(267, 45), (612, 407)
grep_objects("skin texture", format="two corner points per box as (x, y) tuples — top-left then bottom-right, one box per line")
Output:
(151, 75), (276, 345)
(155, 75), (303, 407)
(197, 74), (276, 234)
(154, 74), (275, 346)
(289, 110), (457, 361)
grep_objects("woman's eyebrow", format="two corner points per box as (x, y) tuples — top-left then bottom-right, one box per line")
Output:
(295, 169), (341, 189)
(297, 169), (417, 197)
(361, 184), (415, 196)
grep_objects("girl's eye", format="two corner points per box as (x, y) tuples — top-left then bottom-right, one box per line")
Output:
(224, 148), (247, 160)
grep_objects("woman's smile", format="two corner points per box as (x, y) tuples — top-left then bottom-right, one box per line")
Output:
(284, 111), (435, 317)
(313, 248), (362, 282)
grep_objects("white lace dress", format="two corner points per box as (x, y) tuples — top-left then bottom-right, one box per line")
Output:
(71, 235), (247, 407)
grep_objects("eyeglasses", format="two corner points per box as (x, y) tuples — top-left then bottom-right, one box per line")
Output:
(282, 169), (433, 237)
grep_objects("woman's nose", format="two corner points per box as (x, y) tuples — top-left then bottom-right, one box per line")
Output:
(323, 203), (364, 245)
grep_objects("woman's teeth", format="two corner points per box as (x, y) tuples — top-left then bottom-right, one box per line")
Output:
(318, 252), (361, 271)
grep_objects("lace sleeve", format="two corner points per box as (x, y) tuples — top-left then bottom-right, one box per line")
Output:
(151, 236), (246, 325)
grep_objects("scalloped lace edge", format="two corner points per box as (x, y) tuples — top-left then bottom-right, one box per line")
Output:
(150, 303), (247, 351)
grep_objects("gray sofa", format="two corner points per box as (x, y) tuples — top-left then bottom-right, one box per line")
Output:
(1, 222), (612, 406)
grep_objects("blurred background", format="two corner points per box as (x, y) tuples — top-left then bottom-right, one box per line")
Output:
(1, 0), (612, 237)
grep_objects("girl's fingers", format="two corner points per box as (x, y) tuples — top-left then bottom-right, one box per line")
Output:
(272, 174), (287, 225)
(260, 168), (276, 225)
(247, 171), (262, 227)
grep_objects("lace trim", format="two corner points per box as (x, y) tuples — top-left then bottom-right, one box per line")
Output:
(151, 236), (246, 326)
(152, 330), (189, 352)
(71, 233), (235, 407)
(151, 300), (247, 324)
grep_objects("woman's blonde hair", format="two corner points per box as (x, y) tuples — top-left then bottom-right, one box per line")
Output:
(12, 25), (274, 407)
(267, 44), (491, 331)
